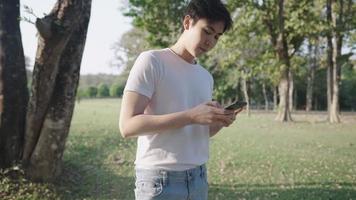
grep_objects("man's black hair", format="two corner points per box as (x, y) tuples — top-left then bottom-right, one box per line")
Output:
(184, 0), (233, 32)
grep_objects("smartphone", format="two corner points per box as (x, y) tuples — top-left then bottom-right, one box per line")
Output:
(224, 100), (247, 110)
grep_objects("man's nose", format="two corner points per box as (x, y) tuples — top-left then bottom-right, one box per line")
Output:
(205, 37), (216, 48)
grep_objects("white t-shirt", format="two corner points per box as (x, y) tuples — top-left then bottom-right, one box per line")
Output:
(124, 48), (214, 171)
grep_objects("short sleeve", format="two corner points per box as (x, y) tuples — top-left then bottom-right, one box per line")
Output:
(124, 52), (161, 99)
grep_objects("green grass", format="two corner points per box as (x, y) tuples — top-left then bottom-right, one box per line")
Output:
(1, 98), (356, 199)
(208, 113), (356, 199)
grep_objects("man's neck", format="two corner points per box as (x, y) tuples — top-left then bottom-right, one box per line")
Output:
(170, 43), (195, 64)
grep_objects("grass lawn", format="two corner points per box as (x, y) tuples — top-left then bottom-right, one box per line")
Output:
(1, 98), (356, 199)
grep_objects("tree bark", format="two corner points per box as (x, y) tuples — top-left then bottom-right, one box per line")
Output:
(241, 76), (250, 116)
(262, 82), (269, 110)
(276, 71), (292, 121)
(273, 86), (278, 110)
(23, 0), (92, 181)
(289, 71), (294, 112)
(306, 39), (317, 112)
(329, 0), (342, 123)
(235, 79), (241, 103)
(0, 0), (28, 168)
(274, 0), (292, 122)
(326, 0), (333, 117)
(326, 0), (341, 123)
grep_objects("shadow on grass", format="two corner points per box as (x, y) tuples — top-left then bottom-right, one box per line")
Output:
(54, 134), (136, 200)
(209, 182), (356, 200)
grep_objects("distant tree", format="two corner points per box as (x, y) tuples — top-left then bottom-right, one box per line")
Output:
(124, 1), (186, 47)
(86, 86), (98, 98)
(110, 28), (150, 99)
(97, 83), (110, 97)
(77, 88), (88, 97)
(112, 27), (150, 77)
(110, 83), (125, 97)
(340, 62), (356, 110)
(325, 0), (355, 123)
(305, 38), (320, 111)
(79, 74), (117, 89)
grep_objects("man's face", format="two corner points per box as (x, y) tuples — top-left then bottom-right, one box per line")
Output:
(183, 17), (225, 58)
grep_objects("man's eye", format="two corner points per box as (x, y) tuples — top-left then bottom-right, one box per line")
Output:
(204, 30), (212, 35)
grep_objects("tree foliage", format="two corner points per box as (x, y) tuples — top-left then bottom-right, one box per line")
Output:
(97, 83), (110, 97)
(124, 0), (187, 47)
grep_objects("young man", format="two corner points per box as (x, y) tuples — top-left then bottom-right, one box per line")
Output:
(119, 0), (240, 199)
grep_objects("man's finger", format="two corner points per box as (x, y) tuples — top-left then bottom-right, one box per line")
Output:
(214, 114), (233, 125)
(206, 101), (220, 108)
(205, 101), (215, 106)
(234, 108), (243, 115)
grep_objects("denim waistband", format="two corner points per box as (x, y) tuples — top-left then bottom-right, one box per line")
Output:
(135, 164), (207, 182)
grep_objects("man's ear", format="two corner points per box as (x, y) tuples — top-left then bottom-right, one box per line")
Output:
(183, 15), (192, 30)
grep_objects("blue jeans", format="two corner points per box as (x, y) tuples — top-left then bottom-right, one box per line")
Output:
(134, 165), (208, 200)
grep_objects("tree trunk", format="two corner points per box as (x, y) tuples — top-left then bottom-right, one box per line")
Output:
(288, 71), (294, 112)
(273, 86), (278, 110)
(329, 36), (341, 122)
(23, 0), (92, 181)
(241, 76), (250, 116)
(0, 0), (28, 168)
(326, 41), (333, 114)
(326, 0), (341, 123)
(326, 0), (333, 116)
(262, 82), (269, 110)
(275, 0), (292, 122)
(293, 86), (297, 111)
(235, 79), (241, 102)
(306, 39), (317, 112)
(276, 72), (292, 121)
(314, 98), (318, 110)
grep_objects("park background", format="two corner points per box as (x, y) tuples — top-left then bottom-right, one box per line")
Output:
(1, 0), (356, 199)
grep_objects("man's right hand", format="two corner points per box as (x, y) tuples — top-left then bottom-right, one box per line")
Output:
(188, 101), (235, 127)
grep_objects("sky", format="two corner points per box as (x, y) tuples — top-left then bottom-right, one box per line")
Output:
(20, 0), (132, 75)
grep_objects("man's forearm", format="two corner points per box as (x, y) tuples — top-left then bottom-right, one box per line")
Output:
(121, 111), (192, 138)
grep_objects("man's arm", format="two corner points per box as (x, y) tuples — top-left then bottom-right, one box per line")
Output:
(119, 91), (192, 138)
(119, 91), (235, 138)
